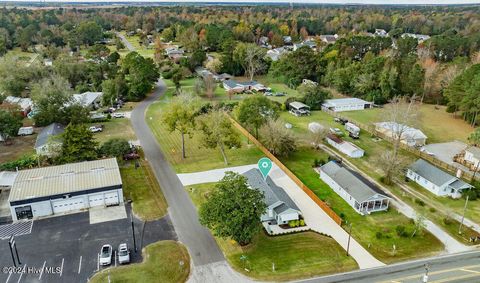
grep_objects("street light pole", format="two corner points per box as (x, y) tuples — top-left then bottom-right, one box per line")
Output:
(459, 195), (469, 234)
(346, 223), (352, 256)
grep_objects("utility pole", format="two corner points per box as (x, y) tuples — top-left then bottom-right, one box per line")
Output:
(459, 195), (469, 234)
(346, 223), (352, 256)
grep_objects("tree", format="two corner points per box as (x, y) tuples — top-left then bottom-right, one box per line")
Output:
(0, 109), (22, 142)
(309, 125), (328, 149)
(259, 119), (297, 157)
(100, 138), (131, 158)
(199, 172), (266, 245)
(197, 110), (241, 165)
(121, 52), (159, 101)
(177, 26), (199, 52)
(77, 21), (103, 46)
(115, 37), (125, 51)
(235, 95), (279, 138)
(162, 92), (200, 159)
(468, 128), (480, 146)
(270, 46), (321, 87)
(300, 85), (329, 110)
(411, 215), (426, 237)
(233, 43), (267, 81)
(198, 75), (217, 100)
(59, 123), (98, 163)
(205, 58), (223, 73)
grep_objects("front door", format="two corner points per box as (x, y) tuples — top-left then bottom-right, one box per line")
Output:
(15, 206), (33, 220)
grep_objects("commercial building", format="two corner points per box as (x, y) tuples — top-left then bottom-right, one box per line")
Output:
(322, 98), (373, 112)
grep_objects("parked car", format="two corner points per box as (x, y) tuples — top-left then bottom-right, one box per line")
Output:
(89, 125), (104, 133)
(112, 112), (126, 118)
(334, 117), (349, 125)
(117, 243), (130, 264)
(18, 127), (34, 136)
(90, 113), (107, 121)
(103, 107), (116, 114)
(123, 152), (140, 160)
(274, 92), (286, 97)
(264, 92), (273, 96)
(99, 244), (113, 266)
(329, 127), (344, 136)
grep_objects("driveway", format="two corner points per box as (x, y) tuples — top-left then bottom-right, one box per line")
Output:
(0, 204), (175, 283)
(177, 164), (385, 269)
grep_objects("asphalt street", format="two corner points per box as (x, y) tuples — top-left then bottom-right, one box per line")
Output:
(0, 205), (175, 283)
(130, 80), (225, 266)
(116, 32), (135, 51)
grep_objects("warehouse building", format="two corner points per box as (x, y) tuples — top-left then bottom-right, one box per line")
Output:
(9, 158), (123, 221)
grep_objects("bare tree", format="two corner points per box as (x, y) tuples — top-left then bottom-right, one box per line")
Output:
(233, 43), (266, 81)
(309, 126), (328, 149)
(411, 214), (426, 238)
(378, 96), (421, 184)
(260, 119), (297, 157)
(203, 74), (217, 100)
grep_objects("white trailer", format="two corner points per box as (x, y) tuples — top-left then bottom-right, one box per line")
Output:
(18, 127), (34, 136)
(345, 122), (360, 139)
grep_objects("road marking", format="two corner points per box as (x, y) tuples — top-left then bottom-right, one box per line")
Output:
(16, 265), (26, 283)
(377, 264), (480, 283)
(5, 271), (12, 283)
(97, 253), (100, 271)
(60, 258), (64, 277)
(460, 268), (480, 274)
(114, 250), (117, 267)
(431, 273), (480, 283)
(38, 261), (46, 280)
(78, 256), (82, 274)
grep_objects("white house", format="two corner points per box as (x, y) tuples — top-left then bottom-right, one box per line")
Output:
(35, 123), (65, 156)
(374, 29), (388, 37)
(289, 101), (311, 116)
(319, 161), (390, 215)
(244, 169), (302, 228)
(222, 80), (268, 93)
(401, 33), (430, 43)
(375, 122), (427, 147)
(406, 159), (473, 198)
(464, 146), (480, 169)
(3, 96), (33, 117)
(326, 134), (364, 158)
(72, 92), (103, 109)
(322, 98), (373, 112)
(320, 34), (338, 44)
(266, 47), (288, 61)
(9, 158), (124, 221)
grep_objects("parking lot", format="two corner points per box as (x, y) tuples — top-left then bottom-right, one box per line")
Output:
(0, 205), (176, 283)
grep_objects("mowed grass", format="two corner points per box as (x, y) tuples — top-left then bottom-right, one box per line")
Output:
(145, 90), (264, 173)
(186, 183), (358, 281)
(120, 160), (168, 221)
(89, 118), (137, 144)
(90, 240), (190, 283)
(340, 104), (473, 143)
(119, 31), (154, 58)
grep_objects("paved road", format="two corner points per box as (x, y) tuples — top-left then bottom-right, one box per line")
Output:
(130, 80), (225, 267)
(299, 250), (480, 283)
(116, 32), (135, 51)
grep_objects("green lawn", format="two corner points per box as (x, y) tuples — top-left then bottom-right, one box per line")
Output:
(186, 183), (358, 281)
(120, 160), (168, 221)
(90, 240), (190, 283)
(3, 47), (37, 64)
(119, 31), (154, 58)
(146, 89), (264, 173)
(89, 118), (137, 144)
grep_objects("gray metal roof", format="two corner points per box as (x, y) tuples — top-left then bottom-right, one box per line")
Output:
(466, 146), (480, 159)
(289, 101), (310, 110)
(0, 171), (18, 187)
(73, 92), (103, 107)
(243, 169), (300, 212)
(408, 159), (471, 188)
(9, 158), (122, 202)
(323, 98), (371, 108)
(320, 161), (388, 203)
(35, 123), (65, 148)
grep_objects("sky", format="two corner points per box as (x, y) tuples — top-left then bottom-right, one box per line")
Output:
(8, 0), (480, 4)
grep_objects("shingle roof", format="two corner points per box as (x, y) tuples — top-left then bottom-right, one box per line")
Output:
(320, 161), (387, 203)
(408, 159), (471, 188)
(35, 123), (65, 148)
(9, 158), (122, 202)
(243, 169), (299, 212)
(73, 92), (103, 107)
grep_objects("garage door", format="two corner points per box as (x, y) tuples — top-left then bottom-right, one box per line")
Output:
(52, 197), (86, 214)
(88, 194), (105, 207)
(104, 192), (119, 206)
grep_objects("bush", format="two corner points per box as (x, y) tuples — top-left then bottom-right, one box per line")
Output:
(463, 189), (478, 201)
(443, 217), (453, 226)
(429, 207), (436, 213)
(288, 220), (297, 228)
(415, 199), (425, 206)
(375, 231), (383, 239)
(299, 219), (305, 226)
(0, 155), (37, 171)
(395, 225), (408, 237)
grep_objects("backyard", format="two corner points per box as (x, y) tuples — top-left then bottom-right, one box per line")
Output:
(186, 182), (358, 281)
(119, 31), (155, 58)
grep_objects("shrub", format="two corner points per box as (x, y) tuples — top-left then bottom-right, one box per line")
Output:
(429, 207), (436, 213)
(288, 220), (297, 228)
(463, 189), (478, 201)
(443, 217), (453, 226)
(395, 225), (408, 237)
(415, 199), (425, 206)
(375, 231), (383, 239)
(299, 219), (305, 226)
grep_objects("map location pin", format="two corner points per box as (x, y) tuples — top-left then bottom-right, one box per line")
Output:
(258, 157), (273, 179)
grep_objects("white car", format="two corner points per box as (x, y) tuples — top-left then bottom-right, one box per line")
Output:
(89, 125), (103, 133)
(99, 244), (113, 266)
(118, 243), (130, 264)
(112, 112), (126, 118)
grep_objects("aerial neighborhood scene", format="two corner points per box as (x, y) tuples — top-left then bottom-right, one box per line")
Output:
(1, 0), (480, 282)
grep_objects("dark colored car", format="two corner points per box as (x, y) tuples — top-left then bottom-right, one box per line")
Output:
(123, 152), (140, 160)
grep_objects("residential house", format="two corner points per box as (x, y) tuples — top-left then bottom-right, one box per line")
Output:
(222, 80), (268, 93)
(35, 123), (65, 156)
(319, 161), (390, 215)
(266, 47), (288, 61)
(375, 122), (427, 147)
(243, 169), (302, 228)
(406, 159), (473, 198)
(374, 29), (388, 37)
(326, 134), (365, 158)
(72, 92), (103, 109)
(259, 36), (269, 46)
(165, 47), (185, 61)
(288, 101), (310, 116)
(320, 34), (338, 44)
(463, 146), (480, 170)
(3, 96), (33, 117)
(401, 33), (430, 43)
(322, 98), (372, 112)
(293, 40), (316, 51)
(283, 36), (292, 44)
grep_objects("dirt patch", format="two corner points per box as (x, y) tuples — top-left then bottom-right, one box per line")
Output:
(0, 135), (36, 164)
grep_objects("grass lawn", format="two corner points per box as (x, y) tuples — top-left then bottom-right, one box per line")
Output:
(90, 240), (190, 283)
(3, 47), (37, 63)
(340, 104), (473, 143)
(120, 31), (154, 58)
(120, 160), (168, 221)
(0, 134), (36, 164)
(186, 183), (358, 281)
(89, 118), (137, 144)
(146, 90), (264, 173)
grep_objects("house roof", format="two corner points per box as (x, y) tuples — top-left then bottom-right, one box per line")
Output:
(289, 101), (310, 110)
(375, 122), (427, 140)
(35, 123), (65, 149)
(408, 159), (471, 188)
(243, 169), (300, 213)
(9, 158), (122, 202)
(73, 92), (103, 107)
(0, 171), (18, 187)
(223, 79), (241, 89)
(4, 96), (33, 110)
(466, 146), (480, 159)
(322, 98), (372, 108)
(320, 161), (388, 203)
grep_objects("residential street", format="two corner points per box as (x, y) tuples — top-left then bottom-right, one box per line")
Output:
(130, 80), (250, 282)
(116, 31), (135, 51)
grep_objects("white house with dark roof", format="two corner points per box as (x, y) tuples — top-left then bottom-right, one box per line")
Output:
(243, 169), (302, 228)
(322, 98), (373, 112)
(319, 161), (390, 215)
(407, 159), (473, 198)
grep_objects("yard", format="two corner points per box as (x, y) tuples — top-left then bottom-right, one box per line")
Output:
(119, 31), (155, 58)
(89, 117), (137, 144)
(186, 183), (358, 281)
(146, 88), (264, 173)
(0, 134), (36, 165)
(120, 160), (168, 221)
(90, 240), (190, 283)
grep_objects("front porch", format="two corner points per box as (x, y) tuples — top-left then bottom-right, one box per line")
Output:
(355, 198), (390, 215)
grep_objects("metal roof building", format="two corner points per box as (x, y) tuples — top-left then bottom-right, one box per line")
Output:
(9, 158), (123, 221)
(322, 98), (372, 112)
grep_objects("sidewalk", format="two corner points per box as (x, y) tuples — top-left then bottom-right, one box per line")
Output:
(177, 164), (257, 186)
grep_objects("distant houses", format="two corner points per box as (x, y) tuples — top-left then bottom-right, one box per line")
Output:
(326, 134), (364, 158)
(322, 98), (373, 112)
(195, 67), (232, 82)
(266, 47), (288, 61)
(401, 33), (430, 43)
(374, 29), (388, 37)
(35, 123), (65, 156)
(3, 96), (33, 117)
(375, 122), (427, 147)
(406, 159), (473, 198)
(222, 80), (268, 93)
(288, 101), (311, 117)
(320, 34), (338, 44)
(319, 161), (390, 215)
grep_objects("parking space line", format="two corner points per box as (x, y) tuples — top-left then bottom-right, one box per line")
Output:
(78, 256), (82, 274)
(38, 261), (46, 280)
(114, 251), (117, 267)
(60, 258), (64, 277)
(97, 253), (100, 271)
(16, 265), (26, 283)
(6, 271), (12, 283)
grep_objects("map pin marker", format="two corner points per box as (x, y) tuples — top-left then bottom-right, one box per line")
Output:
(258, 157), (273, 179)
